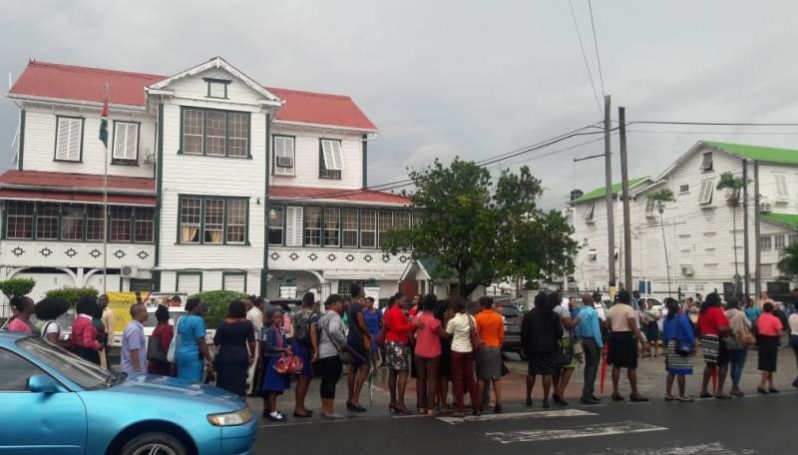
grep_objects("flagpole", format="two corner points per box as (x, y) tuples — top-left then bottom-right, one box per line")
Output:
(102, 83), (109, 295)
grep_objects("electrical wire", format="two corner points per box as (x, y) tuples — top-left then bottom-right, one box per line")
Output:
(568, 0), (602, 116)
(626, 120), (798, 127)
(587, 0), (606, 96)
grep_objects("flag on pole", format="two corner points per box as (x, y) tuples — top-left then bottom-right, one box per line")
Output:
(99, 83), (109, 147)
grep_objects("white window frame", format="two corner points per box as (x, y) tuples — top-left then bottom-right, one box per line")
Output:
(774, 234), (786, 250)
(583, 203), (595, 222)
(774, 174), (789, 201)
(700, 151), (713, 171)
(360, 209), (377, 248)
(222, 273), (246, 293)
(679, 184), (690, 193)
(760, 235), (772, 251)
(55, 116), (83, 162)
(207, 80), (228, 99)
(698, 179), (714, 205)
(273, 135), (295, 176)
(176, 272), (202, 294)
(112, 121), (139, 162)
(320, 139), (344, 179)
(285, 206), (303, 247)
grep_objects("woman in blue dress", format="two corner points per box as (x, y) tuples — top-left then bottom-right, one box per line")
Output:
(662, 298), (695, 402)
(176, 298), (213, 382)
(363, 297), (383, 371)
(261, 309), (292, 422)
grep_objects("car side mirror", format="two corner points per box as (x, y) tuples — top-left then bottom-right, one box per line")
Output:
(28, 374), (59, 394)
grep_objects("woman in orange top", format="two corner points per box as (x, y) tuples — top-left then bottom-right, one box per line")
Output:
(756, 302), (783, 394)
(475, 296), (505, 413)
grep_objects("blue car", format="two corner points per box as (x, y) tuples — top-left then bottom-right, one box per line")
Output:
(0, 332), (257, 454)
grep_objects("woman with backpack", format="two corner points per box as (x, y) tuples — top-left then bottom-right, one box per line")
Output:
(725, 299), (753, 397)
(662, 298), (695, 402)
(35, 297), (69, 344)
(148, 305), (174, 376)
(291, 292), (319, 418)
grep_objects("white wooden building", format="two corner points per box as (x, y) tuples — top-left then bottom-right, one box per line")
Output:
(570, 141), (798, 299)
(1, 57), (412, 314)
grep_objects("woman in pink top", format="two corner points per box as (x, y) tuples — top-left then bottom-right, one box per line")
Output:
(7, 297), (35, 334)
(413, 295), (446, 415)
(756, 302), (783, 394)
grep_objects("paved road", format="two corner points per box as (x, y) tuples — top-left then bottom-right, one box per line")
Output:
(255, 391), (796, 454)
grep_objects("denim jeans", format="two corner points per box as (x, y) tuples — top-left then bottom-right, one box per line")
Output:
(581, 338), (601, 399)
(728, 348), (748, 389)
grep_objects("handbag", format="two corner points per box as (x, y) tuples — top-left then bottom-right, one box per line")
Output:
(166, 317), (181, 364)
(321, 315), (355, 365)
(147, 330), (168, 362)
(273, 354), (304, 375)
(468, 315), (482, 352)
(674, 316), (693, 357)
(738, 325), (757, 347)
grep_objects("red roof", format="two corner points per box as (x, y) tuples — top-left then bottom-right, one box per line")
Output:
(0, 170), (154, 193)
(10, 61), (377, 130)
(0, 189), (155, 206)
(270, 185), (410, 205)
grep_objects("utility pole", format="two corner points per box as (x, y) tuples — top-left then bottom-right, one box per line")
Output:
(742, 160), (750, 304)
(603, 95), (616, 291)
(754, 161), (762, 299)
(619, 106), (632, 291)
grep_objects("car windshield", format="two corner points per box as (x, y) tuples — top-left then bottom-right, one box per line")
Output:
(16, 337), (112, 390)
(501, 305), (521, 318)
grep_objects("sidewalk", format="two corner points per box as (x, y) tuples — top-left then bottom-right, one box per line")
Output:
(248, 348), (798, 418)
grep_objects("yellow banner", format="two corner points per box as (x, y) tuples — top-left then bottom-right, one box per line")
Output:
(106, 292), (143, 334)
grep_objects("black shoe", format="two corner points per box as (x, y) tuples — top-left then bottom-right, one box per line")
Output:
(590, 395), (602, 402)
(769, 388), (780, 394)
(542, 399), (550, 409)
(757, 387), (769, 395)
(699, 392), (713, 399)
(266, 412), (287, 422)
(553, 394), (568, 406)
(525, 397), (532, 407)
(493, 405), (502, 414)
(580, 397), (600, 405)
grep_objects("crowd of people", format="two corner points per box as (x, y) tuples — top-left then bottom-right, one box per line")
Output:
(4, 286), (798, 422)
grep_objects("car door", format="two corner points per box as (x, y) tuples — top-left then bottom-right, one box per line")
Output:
(0, 348), (87, 455)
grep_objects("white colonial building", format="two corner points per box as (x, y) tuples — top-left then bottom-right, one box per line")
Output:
(571, 141), (798, 300)
(0, 57), (414, 314)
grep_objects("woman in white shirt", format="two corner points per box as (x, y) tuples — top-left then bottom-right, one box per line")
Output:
(34, 297), (70, 344)
(445, 296), (480, 417)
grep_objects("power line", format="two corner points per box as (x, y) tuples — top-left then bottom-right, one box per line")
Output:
(587, 0), (606, 96)
(627, 129), (798, 136)
(568, 0), (602, 116)
(627, 120), (798, 127)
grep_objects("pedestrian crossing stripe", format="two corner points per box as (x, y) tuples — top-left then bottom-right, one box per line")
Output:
(485, 421), (668, 444)
(437, 408), (597, 425)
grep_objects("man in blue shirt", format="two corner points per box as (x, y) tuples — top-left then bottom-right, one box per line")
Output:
(121, 303), (148, 375)
(574, 293), (603, 405)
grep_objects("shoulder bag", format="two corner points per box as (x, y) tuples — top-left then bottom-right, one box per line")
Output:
(321, 315), (356, 365)
(675, 316), (693, 357)
(468, 315), (482, 352)
(166, 317), (181, 364)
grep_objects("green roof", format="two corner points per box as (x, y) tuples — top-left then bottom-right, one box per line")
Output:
(573, 177), (649, 203)
(706, 142), (798, 166)
(761, 212), (798, 230)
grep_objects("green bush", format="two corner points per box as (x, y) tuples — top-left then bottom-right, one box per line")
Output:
(0, 278), (35, 299)
(45, 287), (99, 307)
(189, 290), (247, 329)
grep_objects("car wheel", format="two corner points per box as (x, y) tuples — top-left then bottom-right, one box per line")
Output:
(120, 432), (187, 455)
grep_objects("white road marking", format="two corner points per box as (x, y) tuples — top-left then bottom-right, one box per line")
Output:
(438, 408), (597, 425)
(579, 442), (757, 454)
(485, 421), (667, 444)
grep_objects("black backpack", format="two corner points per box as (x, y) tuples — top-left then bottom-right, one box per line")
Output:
(292, 311), (314, 346)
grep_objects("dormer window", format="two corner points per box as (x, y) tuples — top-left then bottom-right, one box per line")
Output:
(700, 151), (713, 172)
(205, 78), (230, 99)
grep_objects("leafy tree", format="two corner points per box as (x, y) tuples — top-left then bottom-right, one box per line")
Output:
(717, 172), (744, 297)
(45, 287), (98, 307)
(0, 278), (35, 299)
(382, 158), (577, 297)
(190, 290), (247, 329)
(777, 242), (798, 282)
(648, 189), (676, 296)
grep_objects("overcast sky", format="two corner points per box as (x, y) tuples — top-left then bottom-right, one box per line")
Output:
(2, 0), (798, 208)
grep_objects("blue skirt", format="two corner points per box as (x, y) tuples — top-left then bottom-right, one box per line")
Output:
(291, 339), (314, 379)
(176, 349), (203, 382)
(261, 355), (290, 394)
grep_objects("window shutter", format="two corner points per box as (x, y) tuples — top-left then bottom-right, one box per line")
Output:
(56, 117), (82, 161)
(177, 274), (201, 294)
(114, 123), (139, 160)
(776, 175), (788, 199)
(285, 206), (303, 246)
(321, 140), (335, 170)
(223, 274), (246, 292)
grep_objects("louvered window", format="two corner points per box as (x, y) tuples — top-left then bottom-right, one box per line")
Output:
(285, 206), (304, 247)
(698, 179), (714, 205)
(320, 139), (343, 179)
(55, 117), (83, 162)
(113, 122), (139, 161)
(274, 135), (295, 175)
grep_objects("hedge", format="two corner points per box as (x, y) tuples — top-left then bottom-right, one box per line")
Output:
(45, 287), (99, 307)
(189, 290), (247, 329)
(0, 278), (35, 299)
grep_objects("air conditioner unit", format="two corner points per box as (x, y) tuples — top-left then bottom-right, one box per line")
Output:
(120, 265), (138, 278)
(681, 265), (694, 276)
(276, 156), (294, 168)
